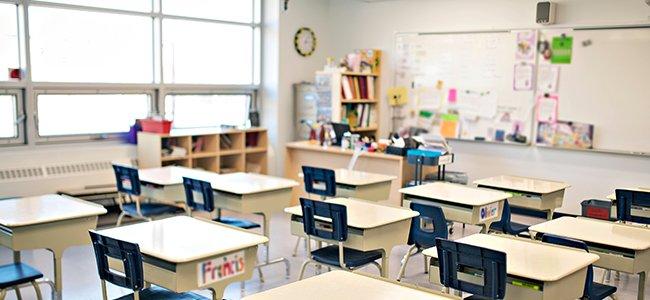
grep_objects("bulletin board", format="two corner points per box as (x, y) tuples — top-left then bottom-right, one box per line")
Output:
(535, 27), (650, 154)
(394, 30), (536, 144)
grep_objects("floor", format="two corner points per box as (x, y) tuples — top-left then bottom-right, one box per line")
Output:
(0, 212), (647, 300)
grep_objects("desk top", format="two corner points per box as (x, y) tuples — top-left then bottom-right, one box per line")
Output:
(335, 169), (396, 186)
(423, 234), (599, 282)
(139, 167), (298, 194)
(529, 217), (650, 251)
(606, 187), (650, 200)
(399, 182), (510, 206)
(474, 175), (570, 194)
(97, 216), (268, 263)
(286, 141), (405, 161)
(0, 194), (107, 227)
(284, 198), (418, 229)
(242, 271), (457, 300)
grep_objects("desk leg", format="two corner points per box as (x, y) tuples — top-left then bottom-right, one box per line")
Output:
(480, 222), (492, 234)
(546, 209), (554, 220)
(255, 213), (290, 280)
(639, 271), (646, 300)
(50, 250), (63, 300)
(13, 251), (20, 263)
(380, 250), (389, 278)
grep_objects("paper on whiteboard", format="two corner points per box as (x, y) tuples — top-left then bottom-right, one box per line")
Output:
(457, 90), (498, 118)
(537, 65), (560, 93)
(536, 94), (559, 123)
(513, 63), (535, 91)
(415, 86), (441, 109)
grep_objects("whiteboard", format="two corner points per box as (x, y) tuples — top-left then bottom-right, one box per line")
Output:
(541, 28), (650, 153)
(395, 31), (535, 144)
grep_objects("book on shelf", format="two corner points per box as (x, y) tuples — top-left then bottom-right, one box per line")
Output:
(340, 75), (375, 100)
(341, 103), (375, 128)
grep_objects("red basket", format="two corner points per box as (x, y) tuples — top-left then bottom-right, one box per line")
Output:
(140, 119), (172, 134)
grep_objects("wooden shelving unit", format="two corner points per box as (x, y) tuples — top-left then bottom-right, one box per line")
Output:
(137, 127), (268, 174)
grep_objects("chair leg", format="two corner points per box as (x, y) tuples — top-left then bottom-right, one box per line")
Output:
(0, 288), (6, 300)
(424, 255), (430, 274)
(31, 281), (42, 300)
(13, 286), (22, 300)
(396, 245), (417, 281)
(370, 261), (383, 276)
(116, 212), (126, 227)
(298, 260), (312, 280)
(292, 237), (302, 257)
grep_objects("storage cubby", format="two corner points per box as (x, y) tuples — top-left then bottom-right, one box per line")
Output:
(161, 136), (191, 160)
(192, 134), (219, 157)
(245, 129), (268, 153)
(219, 153), (244, 174)
(161, 158), (190, 168)
(245, 152), (267, 174)
(219, 132), (244, 154)
(192, 156), (219, 172)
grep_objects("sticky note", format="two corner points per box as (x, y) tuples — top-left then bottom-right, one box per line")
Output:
(447, 88), (457, 104)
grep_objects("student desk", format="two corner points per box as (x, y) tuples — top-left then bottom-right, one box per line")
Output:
(284, 198), (418, 277)
(97, 216), (267, 300)
(474, 175), (570, 220)
(423, 234), (599, 300)
(299, 168), (396, 202)
(139, 166), (298, 279)
(242, 270), (460, 300)
(606, 188), (650, 220)
(529, 217), (650, 300)
(0, 194), (107, 299)
(399, 182), (509, 233)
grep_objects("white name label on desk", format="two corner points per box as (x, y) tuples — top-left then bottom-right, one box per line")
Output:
(479, 202), (499, 221)
(439, 155), (453, 165)
(197, 250), (246, 286)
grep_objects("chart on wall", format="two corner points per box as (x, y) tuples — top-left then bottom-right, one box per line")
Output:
(394, 31), (536, 144)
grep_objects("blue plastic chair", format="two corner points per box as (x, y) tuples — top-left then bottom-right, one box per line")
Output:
(489, 200), (529, 236)
(112, 164), (185, 226)
(541, 234), (617, 300)
(0, 263), (45, 300)
(396, 202), (448, 281)
(182, 177), (260, 229)
(436, 238), (507, 300)
(89, 231), (207, 300)
(297, 198), (384, 279)
(294, 166), (338, 257)
(615, 189), (650, 224)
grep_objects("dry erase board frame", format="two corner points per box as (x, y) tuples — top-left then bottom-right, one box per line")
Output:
(392, 24), (650, 157)
(393, 29), (536, 146)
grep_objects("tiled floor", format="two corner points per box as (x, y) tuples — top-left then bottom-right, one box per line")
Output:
(0, 212), (647, 299)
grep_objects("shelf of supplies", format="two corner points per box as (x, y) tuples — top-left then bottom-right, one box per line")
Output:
(350, 126), (378, 132)
(342, 71), (379, 77)
(245, 147), (267, 154)
(160, 155), (190, 161)
(191, 152), (218, 158)
(341, 99), (377, 104)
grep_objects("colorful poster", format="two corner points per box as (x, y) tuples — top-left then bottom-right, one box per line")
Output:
(515, 30), (537, 61)
(536, 93), (559, 123)
(551, 36), (573, 64)
(440, 113), (459, 138)
(513, 62), (535, 91)
(536, 120), (594, 149)
(537, 65), (560, 93)
(387, 86), (408, 106)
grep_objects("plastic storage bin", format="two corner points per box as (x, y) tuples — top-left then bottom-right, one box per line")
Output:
(140, 119), (172, 134)
(581, 199), (612, 220)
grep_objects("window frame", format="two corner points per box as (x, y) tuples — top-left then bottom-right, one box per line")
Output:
(161, 89), (255, 129)
(0, 89), (26, 145)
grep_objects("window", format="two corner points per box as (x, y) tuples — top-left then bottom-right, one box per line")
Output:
(39, 0), (152, 12)
(164, 94), (250, 128)
(36, 94), (150, 137)
(162, 19), (253, 84)
(29, 7), (153, 83)
(0, 3), (19, 82)
(162, 0), (253, 23)
(0, 95), (18, 138)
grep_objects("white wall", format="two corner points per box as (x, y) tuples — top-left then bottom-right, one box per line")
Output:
(326, 0), (650, 214)
(262, 0), (332, 175)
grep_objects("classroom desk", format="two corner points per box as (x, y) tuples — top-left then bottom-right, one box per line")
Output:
(299, 168), (396, 202)
(474, 175), (570, 220)
(138, 166), (298, 280)
(242, 270), (460, 300)
(606, 188), (650, 219)
(399, 182), (509, 233)
(423, 234), (598, 300)
(529, 217), (650, 300)
(0, 194), (107, 299)
(285, 141), (436, 206)
(97, 216), (268, 300)
(284, 198), (418, 277)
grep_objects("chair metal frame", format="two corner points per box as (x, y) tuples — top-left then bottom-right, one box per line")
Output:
(0, 268), (44, 300)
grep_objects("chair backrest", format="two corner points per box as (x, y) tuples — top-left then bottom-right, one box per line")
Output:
(408, 202), (448, 248)
(436, 238), (507, 300)
(89, 231), (144, 292)
(302, 166), (336, 198)
(182, 177), (214, 212)
(616, 189), (650, 224)
(112, 164), (141, 196)
(300, 198), (348, 242)
(541, 233), (591, 298)
(499, 200), (513, 228)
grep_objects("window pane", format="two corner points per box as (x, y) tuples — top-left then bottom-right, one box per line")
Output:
(0, 4), (19, 81)
(29, 7), (153, 83)
(164, 94), (249, 128)
(163, 19), (252, 84)
(37, 94), (150, 136)
(36, 0), (151, 12)
(162, 0), (252, 23)
(0, 95), (17, 138)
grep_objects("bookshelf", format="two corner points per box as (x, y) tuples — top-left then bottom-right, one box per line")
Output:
(317, 50), (382, 139)
(137, 127), (268, 174)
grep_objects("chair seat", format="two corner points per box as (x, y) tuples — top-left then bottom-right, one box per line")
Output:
(0, 263), (44, 289)
(311, 245), (383, 268)
(214, 216), (261, 229)
(115, 286), (209, 300)
(489, 220), (529, 235)
(123, 203), (185, 217)
(588, 282), (617, 300)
